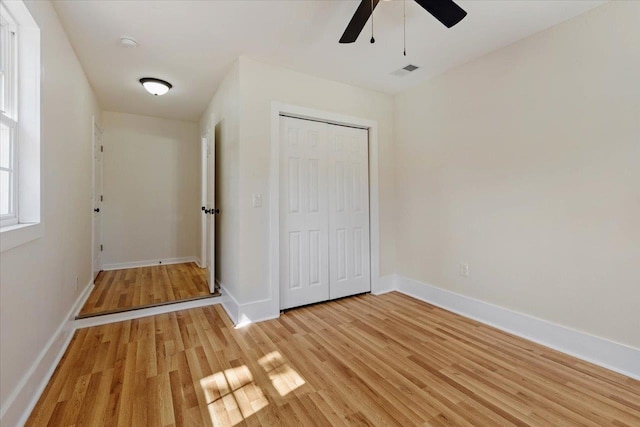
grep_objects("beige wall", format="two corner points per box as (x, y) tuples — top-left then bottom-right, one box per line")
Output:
(102, 111), (199, 265)
(0, 0), (101, 413)
(198, 61), (241, 295)
(394, 1), (640, 348)
(236, 57), (396, 303)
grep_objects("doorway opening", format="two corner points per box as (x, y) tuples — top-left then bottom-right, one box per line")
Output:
(79, 114), (220, 319)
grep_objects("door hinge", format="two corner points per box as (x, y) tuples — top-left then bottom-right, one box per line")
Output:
(100, 145), (103, 152)
(100, 195), (103, 202)
(100, 244), (103, 251)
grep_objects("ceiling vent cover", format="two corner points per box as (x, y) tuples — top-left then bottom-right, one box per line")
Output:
(391, 64), (420, 77)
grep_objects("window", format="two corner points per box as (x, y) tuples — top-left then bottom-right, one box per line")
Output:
(0, 5), (17, 226)
(0, 0), (40, 252)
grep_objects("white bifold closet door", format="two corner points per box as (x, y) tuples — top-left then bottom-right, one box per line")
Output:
(280, 116), (370, 310)
(280, 117), (330, 309)
(326, 123), (371, 300)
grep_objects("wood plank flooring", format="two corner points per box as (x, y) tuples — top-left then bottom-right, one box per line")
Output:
(78, 263), (214, 317)
(29, 292), (640, 426)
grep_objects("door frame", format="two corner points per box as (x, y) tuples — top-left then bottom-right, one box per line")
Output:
(270, 102), (382, 312)
(90, 115), (103, 281)
(199, 131), (209, 269)
(201, 113), (217, 293)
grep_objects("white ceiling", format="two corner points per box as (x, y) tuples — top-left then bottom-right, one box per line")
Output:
(52, 0), (606, 122)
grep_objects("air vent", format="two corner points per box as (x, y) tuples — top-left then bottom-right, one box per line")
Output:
(391, 64), (420, 77)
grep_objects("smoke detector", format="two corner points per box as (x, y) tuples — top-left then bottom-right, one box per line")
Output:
(120, 36), (138, 48)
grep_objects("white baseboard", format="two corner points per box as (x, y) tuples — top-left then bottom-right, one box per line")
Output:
(217, 281), (278, 327)
(0, 279), (94, 427)
(237, 297), (279, 326)
(395, 275), (640, 380)
(101, 256), (197, 271)
(218, 282), (239, 325)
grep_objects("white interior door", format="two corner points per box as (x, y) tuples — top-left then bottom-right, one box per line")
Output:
(206, 129), (216, 293)
(92, 121), (103, 280)
(327, 123), (371, 299)
(280, 117), (330, 309)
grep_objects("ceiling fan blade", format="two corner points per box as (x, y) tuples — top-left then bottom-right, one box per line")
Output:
(414, 0), (467, 28)
(339, 0), (381, 44)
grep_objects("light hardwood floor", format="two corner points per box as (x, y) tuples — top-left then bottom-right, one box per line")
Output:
(29, 292), (639, 426)
(78, 262), (215, 318)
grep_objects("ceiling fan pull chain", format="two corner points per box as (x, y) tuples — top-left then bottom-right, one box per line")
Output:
(403, 0), (407, 56)
(370, 0), (375, 43)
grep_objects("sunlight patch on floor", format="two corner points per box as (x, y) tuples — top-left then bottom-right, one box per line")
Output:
(200, 365), (269, 426)
(235, 314), (252, 329)
(258, 351), (306, 397)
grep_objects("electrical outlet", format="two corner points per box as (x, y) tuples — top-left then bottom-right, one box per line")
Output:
(252, 194), (262, 208)
(74, 276), (79, 291)
(460, 263), (469, 278)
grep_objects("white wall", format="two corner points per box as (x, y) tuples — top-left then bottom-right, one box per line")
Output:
(102, 111), (199, 266)
(0, 0), (101, 422)
(394, 1), (640, 348)
(198, 61), (240, 296)
(236, 57), (396, 304)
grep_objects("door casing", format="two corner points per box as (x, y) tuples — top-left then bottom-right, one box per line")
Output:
(202, 115), (217, 293)
(91, 115), (103, 281)
(200, 134), (208, 269)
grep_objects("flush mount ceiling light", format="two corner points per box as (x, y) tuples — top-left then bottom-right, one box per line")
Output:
(139, 78), (172, 96)
(120, 36), (138, 48)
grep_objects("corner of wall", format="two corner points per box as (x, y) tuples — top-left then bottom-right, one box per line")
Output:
(217, 280), (279, 327)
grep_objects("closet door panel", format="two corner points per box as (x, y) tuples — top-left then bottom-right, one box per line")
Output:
(328, 124), (371, 299)
(280, 117), (330, 309)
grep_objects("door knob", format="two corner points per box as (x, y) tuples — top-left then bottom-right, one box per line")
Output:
(204, 208), (211, 214)
(94, 208), (100, 213)
(213, 209), (220, 215)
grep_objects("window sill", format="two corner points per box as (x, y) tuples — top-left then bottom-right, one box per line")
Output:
(0, 222), (42, 253)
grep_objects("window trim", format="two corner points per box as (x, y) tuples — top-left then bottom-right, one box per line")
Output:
(1, 4), (19, 226)
(1, 4), (18, 119)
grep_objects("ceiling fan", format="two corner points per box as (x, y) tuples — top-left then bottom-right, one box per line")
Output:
(339, 0), (467, 44)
